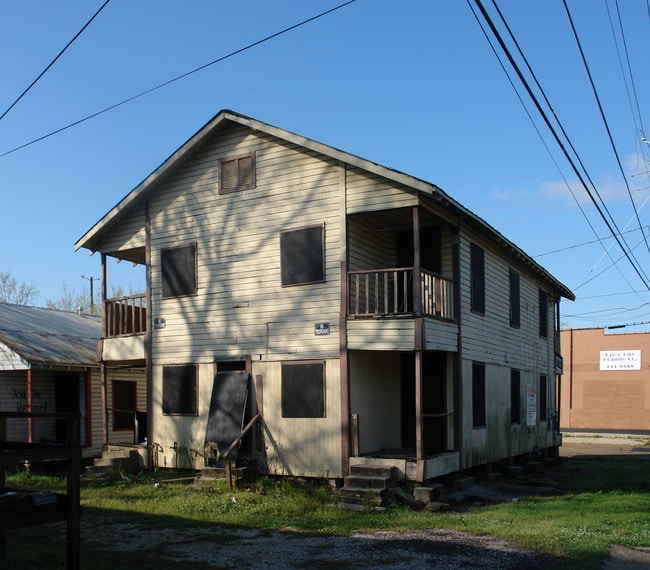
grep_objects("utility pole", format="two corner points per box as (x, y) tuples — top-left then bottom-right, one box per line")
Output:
(82, 275), (100, 314)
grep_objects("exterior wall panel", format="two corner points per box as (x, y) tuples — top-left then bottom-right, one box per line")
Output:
(560, 328), (650, 430)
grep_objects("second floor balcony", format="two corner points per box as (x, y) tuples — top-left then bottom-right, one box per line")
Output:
(348, 268), (455, 321)
(105, 294), (147, 337)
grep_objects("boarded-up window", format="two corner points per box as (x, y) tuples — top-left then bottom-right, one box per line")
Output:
(538, 289), (548, 338)
(281, 362), (325, 418)
(470, 243), (485, 314)
(509, 269), (520, 328)
(510, 370), (520, 425)
(113, 380), (137, 430)
(472, 362), (486, 428)
(280, 225), (325, 286)
(219, 152), (256, 193)
(161, 243), (197, 298)
(162, 365), (197, 415)
(539, 375), (548, 422)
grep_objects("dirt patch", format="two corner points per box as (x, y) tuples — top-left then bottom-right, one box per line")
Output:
(560, 433), (650, 460)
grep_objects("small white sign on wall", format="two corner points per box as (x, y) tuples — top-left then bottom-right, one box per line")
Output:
(526, 384), (537, 426)
(599, 350), (641, 370)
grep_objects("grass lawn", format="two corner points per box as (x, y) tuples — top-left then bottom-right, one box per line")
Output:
(3, 455), (649, 569)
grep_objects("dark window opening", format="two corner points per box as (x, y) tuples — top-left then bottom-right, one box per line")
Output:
(510, 370), (520, 425)
(280, 225), (324, 286)
(162, 365), (197, 415)
(540, 375), (548, 422)
(470, 243), (485, 314)
(161, 243), (197, 299)
(281, 362), (325, 418)
(113, 380), (137, 431)
(219, 152), (256, 193)
(472, 362), (486, 428)
(509, 269), (520, 328)
(539, 290), (548, 338)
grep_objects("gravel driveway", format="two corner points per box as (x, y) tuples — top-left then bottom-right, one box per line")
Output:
(79, 432), (648, 569)
(83, 521), (551, 569)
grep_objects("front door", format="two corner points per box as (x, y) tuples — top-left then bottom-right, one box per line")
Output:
(55, 371), (80, 443)
(401, 352), (448, 454)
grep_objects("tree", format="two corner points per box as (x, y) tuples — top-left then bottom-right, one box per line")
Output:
(45, 282), (93, 313)
(0, 271), (39, 305)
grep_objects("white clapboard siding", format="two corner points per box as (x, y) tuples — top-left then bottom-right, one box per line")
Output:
(346, 166), (418, 214)
(456, 228), (556, 468)
(147, 127), (343, 364)
(349, 351), (402, 453)
(97, 208), (146, 254)
(346, 319), (415, 351)
(348, 216), (395, 271)
(254, 360), (342, 478)
(105, 366), (147, 446)
(0, 342), (29, 370)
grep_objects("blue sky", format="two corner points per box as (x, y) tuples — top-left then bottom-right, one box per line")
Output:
(1, 1), (649, 332)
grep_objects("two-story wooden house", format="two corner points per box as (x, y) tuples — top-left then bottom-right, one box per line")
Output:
(75, 110), (573, 482)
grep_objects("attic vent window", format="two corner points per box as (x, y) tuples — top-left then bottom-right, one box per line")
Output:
(219, 152), (256, 193)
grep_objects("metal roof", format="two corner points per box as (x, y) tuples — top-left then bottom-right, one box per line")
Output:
(0, 303), (101, 368)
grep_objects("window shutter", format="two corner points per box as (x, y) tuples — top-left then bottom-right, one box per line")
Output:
(221, 159), (238, 191)
(239, 154), (255, 187)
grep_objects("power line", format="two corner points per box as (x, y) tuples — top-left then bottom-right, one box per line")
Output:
(563, 0), (650, 256)
(533, 226), (647, 258)
(0, 0), (357, 159)
(470, 0), (650, 292)
(0, 0), (111, 122)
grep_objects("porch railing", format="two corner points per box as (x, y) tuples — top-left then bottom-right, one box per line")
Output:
(105, 294), (147, 337)
(348, 268), (455, 321)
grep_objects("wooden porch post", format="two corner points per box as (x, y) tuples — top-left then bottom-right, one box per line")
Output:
(145, 198), (154, 467)
(453, 224), (463, 470)
(27, 369), (33, 443)
(413, 207), (424, 478)
(339, 259), (351, 477)
(100, 254), (109, 448)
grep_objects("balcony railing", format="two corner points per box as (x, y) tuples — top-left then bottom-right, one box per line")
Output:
(105, 294), (147, 337)
(348, 268), (455, 321)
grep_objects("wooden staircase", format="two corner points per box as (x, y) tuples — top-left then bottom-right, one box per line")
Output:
(337, 464), (398, 511)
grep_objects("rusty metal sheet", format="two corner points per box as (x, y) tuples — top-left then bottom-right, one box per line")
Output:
(0, 303), (101, 367)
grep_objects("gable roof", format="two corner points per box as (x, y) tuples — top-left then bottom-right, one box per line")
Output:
(75, 109), (574, 301)
(0, 303), (101, 368)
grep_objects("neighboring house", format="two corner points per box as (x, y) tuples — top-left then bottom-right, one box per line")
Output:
(75, 110), (574, 482)
(0, 303), (146, 458)
(560, 328), (650, 432)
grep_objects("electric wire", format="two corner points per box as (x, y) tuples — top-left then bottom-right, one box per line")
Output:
(606, 1), (644, 144)
(563, 0), (650, 256)
(612, 0), (647, 141)
(489, 0), (646, 283)
(469, 0), (643, 299)
(0, 0), (357, 159)
(533, 226), (646, 258)
(465, 0), (608, 276)
(0, 0), (111, 123)
(471, 0), (650, 292)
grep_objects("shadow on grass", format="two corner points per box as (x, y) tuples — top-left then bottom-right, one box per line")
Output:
(4, 503), (568, 570)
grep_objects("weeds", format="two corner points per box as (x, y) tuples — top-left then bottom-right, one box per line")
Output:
(3, 457), (649, 569)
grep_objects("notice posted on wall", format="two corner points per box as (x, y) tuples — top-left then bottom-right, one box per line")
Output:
(526, 384), (537, 426)
(599, 350), (641, 370)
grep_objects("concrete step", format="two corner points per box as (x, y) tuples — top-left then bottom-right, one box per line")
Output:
(343, 474), (392, 490)
(349, 464), (397, 480)
(337, 487), (385, 507)
(453, 476), (476, 490)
